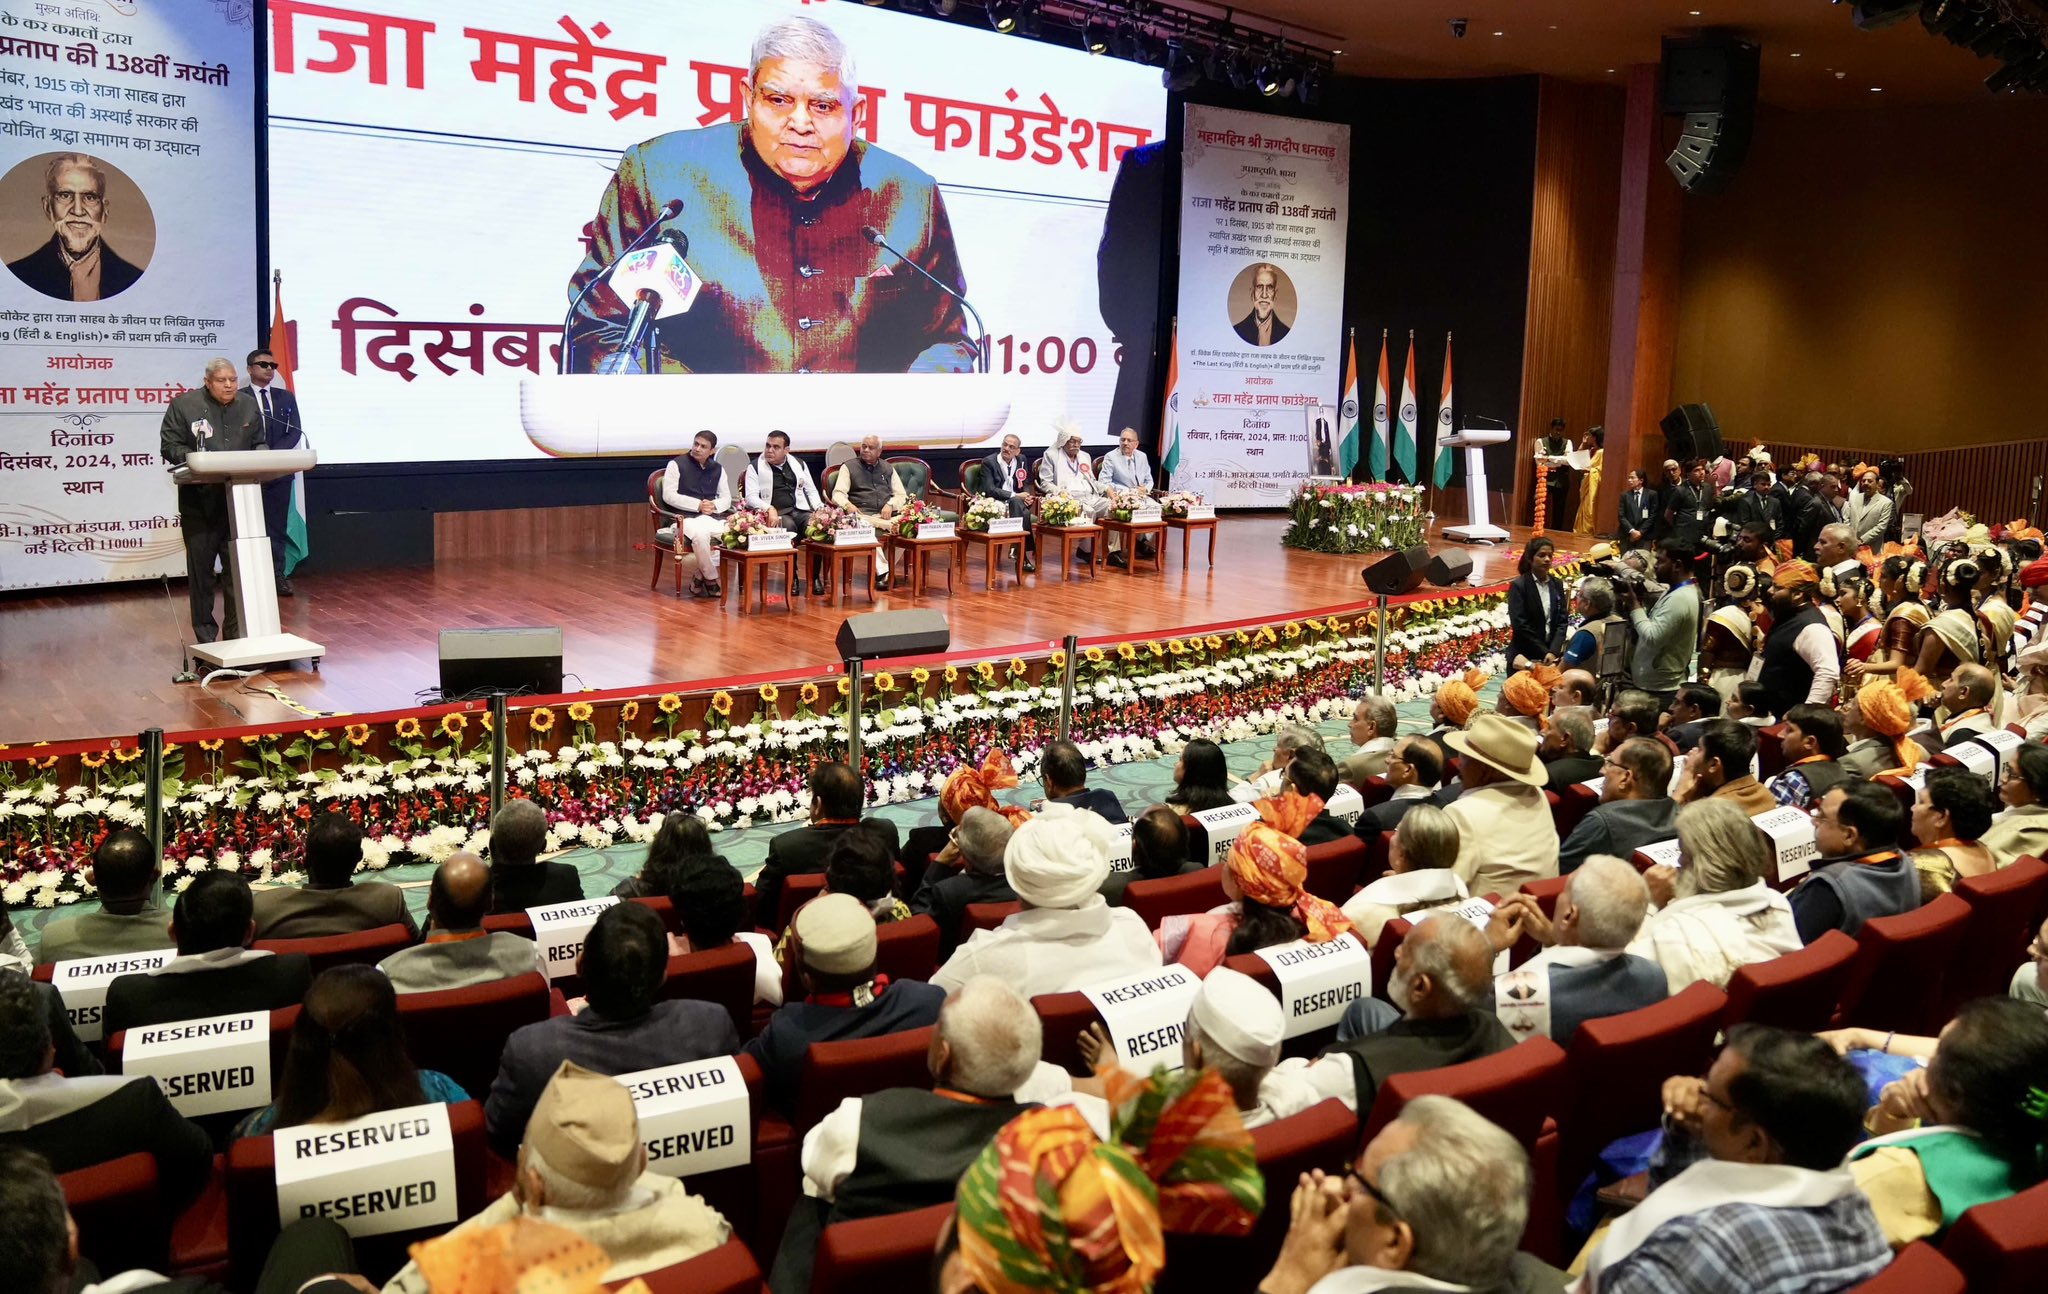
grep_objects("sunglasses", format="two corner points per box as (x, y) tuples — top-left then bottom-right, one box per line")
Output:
(250, 360), (277, 369)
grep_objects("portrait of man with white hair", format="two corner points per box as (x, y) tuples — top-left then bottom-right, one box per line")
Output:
(6, 153), (146, 301)
(565, 14), (974, 374)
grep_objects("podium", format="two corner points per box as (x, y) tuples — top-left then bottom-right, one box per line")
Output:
(1440, 426), (1512, 545)
(171, 449), (324, 672)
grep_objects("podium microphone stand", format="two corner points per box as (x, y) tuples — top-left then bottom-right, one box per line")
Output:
(1440, 426), (1511, 545)
(172, 448), (325, 679)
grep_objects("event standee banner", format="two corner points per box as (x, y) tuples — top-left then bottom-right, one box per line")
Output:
(0, 1), (256, 592)
(1171, 105), (1349, 508)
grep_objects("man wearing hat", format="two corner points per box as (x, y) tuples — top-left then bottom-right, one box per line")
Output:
(745, 892), (946, 1115)
(1036, 418), (1115, 565)
(1441, 714), (1561, 897)
(1182, 967), (1319, 1128)
(931, 803), (1160, 997)
(391, 1061), (729, 1294)
(1428, 670), (1487, 742)
(1749, 560), (1839, 718)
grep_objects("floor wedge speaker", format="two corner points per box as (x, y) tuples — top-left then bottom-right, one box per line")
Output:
(836, 610), (950, 661)
(1362, 545), (1432, 596)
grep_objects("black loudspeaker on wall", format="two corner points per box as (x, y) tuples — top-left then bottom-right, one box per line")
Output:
(836, 610), (950, 661)
(1661, 35), (1760, 194)
(1425, 550), (1474, 587)
(1660, 403), (1724, 463)
(1362, 544), (1433, 596)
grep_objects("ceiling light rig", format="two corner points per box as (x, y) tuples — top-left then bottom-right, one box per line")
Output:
(1840, 0), (2048, 95)
(970, 1), (1339, 98)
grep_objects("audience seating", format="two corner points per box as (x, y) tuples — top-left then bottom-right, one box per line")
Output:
(1362, 1035), (1568, 1152)
(1301, 836), (1366, 903)
(1179, 815), (1211, 869)
(790, 1024), (937, 1136)
(689, 1052), (775, 1261)
(1873, 775), (1918, 824)
(252, 922), (414, 974)
(1944, 856), (2048, 1015)
(1032, 991), (1106, 1074)
(225, 1099), (489, 1289)
(647, 467), (683, 593)
(960, 899), (1022, 938)
(630, 894), (679, 934)
(1831, 893), (1972, 1035)
(396, 970), (552, 1099)
(609, 1238), (766, 1294)
(1755, 723), (1791, 779)
(659, 940), (758, 1040)
(811, 1200), (952, 1294)
(1361, 829), (1395, 889)
(1553, 782), (1600, 841)
(873, 913), (941, 983)
(1847, 1242), (1965, 1294)
(59, 1152), (170, 1278)
(1720, 930), (1859, 1032)
(1354, 775), (1393, 807)
(1122, 868), (1227, 928)
(776, 873), (829, 932)
(482, 911), (535, 938)
(1505, 875), (1569, 968)
(1370, 917), (1412, 1004)
(1941, 1177), (2048, 1294)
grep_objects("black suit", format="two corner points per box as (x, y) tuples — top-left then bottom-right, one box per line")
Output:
(486, 861), (584, 914)
(909, 867), (1016, 955)
(1355, 792), (1430, 838)
(1298, 812), (1352, 847)
(1, 1076), (213, 1213)
(1507, 573), (1569, 667)
(6, 233), (144, 300)
(1233, 311), (1290, 346)
(102, 953), (314, 1039)
(755, 821), (860, 925)
(1619, 486), (1658, 545)
(1052, 786), (1128, 824)
(242, 382), (305, 581)
(1542, 754), (1603, 791)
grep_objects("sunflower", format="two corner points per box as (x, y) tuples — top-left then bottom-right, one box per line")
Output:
(304, 729), (329, 741)
(836, 677), (851, 696)
(529, 708), (556, 733)
(439, 713), (467, 738)
(657, 693), (682, 714)
(1084, 646), (1106, 665)
(620, 700), (640, 721)
(479, 711), (494, 732)
(1206, 635), (1224, 651)
(568, 701), (594, 723)
(394, 718), (422, 739)
(344, 724), (372, 746)
(1048, 649), (1067, 669)
(1116, 642), (1137, 661)
(1283, 622), (1302, 639)
(710, 690), (734, 717)
(975, 661), (997, 682)
(874, 672), (896, 692)
(910, 666), (930, 686)
(1167, 639), (1187, 655)
(199, 737), (226, 752)
(1146, 640), (1165, 658)
(800, 682), (821, 705)
(113, 746), (142, 763)
(758, 683), (780, 704)
(943, 665), (960, 684)
(1008, 658), (1027, 677)
(80, 750), (108, 768)
(1235, 630), (1251, 646)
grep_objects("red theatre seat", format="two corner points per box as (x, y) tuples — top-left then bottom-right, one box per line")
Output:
(658, 940), (757, 1041)
(1555, 982), (1726, 1203)
(1721, 930), (1859, 1032)
(1846, 1242), (1964, 1294)
(252, 922), (414, 974)
(1945, 856), (2048, 1015)
(1831, 893), (1972, 1035)
(607, 1238), (764, 1294)
(1371, 917), (1412, 1004)
(1755, 723), (1791, 779)
(1302, 836), (1366, 903)
(777, 872), (829, 933)
(60, 1152), (170, 1278)
(629, 894), (679, 935)
(874, 913), (941, 984)
(960, 900), (1022, 938)
(1362, 1035), (1568, 1152)
(814, 1201), (953, 1294)
(791, 1025), (938, 1137)
(1122, 869), (1226, 928)
(1361, 829), (1395, 890)
(1033, 991), (1106, 1074)
(482, 911), (535, 939)
(1941, 1177), (2048, 1294)
(1354, 776), (1394, 807)
(1554, 782), (1600, 840)
(395, 970), (551, 1100)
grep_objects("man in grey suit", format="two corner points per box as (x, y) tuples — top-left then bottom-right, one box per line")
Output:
(34, 829), (173, 965)
(1558, 738), (1678, 874)
(1482, 855), (1668, 1045)
(253, 811), (418, 941)
(978, 433), (1037, 573)
(1096, 427), (1156, 564)
(379, 853), (542, 994)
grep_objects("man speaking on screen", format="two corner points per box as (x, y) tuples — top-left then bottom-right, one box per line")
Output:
(564, 15), (976, 375)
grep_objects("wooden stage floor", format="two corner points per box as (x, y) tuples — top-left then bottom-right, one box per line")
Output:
(1, 517), (1563, 743)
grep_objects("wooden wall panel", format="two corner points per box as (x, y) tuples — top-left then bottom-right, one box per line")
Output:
(1515, 77), (1625, 527)
(434, 503), (646, 561)
(1726, 436), (2048, 529)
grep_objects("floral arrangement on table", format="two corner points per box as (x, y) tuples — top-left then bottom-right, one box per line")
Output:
(960, 496), (1008, 532)
(1107, 487), (1158, 523)
(803, 505), (867, 542)
(0, 592), (1514, 904)
(1159, 491), (1206, 519)
(1282, 481), (1426, 554)
(1039, 491), (1083, 526)
(718, 503), (778, 550)
(893, 499), (945, 537)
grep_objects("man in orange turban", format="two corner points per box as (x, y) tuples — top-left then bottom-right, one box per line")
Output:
(1430, 669), (1488, 733)
(1496, 663), (1559, 728)
(1848, 668), (1935, 777)
(940, 750), (1031, 828)
(1753, 558), (1839, 717)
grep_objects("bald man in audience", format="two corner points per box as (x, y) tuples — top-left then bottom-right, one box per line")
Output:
(378, 853), (544, 994)
(1343, 694), (1399, 783)
(1552, 668), (1600, 714)
(1934, 663), (1997, 748)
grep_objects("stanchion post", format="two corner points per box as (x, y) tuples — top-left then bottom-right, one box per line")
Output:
(141, 727), (164, 906)
(489, 692), (508, 817)
(844, 658), (865, 779)
(1055, 634), (1079, 743)
(1372, 595), (1390, 693)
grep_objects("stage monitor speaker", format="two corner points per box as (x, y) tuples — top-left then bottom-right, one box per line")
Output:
(1661, 35), (1758, 194)
(438, 627), (563, 699)
(1660, 404), (1724, 462)
(836, 610), (950, 662)
(1425, 550), (1474, 587)
(1362, 544), (1432, 597)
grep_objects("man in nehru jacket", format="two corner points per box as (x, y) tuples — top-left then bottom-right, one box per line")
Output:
(160, 357), (264, 644)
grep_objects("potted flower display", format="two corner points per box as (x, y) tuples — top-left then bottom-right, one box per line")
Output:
(1159, 490), (1206, 518)
(1040, 491), (1083, 526)
(719, 503), (779, 550)
(1108, 487), (1157, 523)
(894, 499), (945, 537)
(805, 505), (870, 544)
(960, 496), (1008, 532)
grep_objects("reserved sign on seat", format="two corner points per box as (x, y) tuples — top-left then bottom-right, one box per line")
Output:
(124, 1010), (271, 1117)
(1105, 821), (1135, 874)
(274, 1102), (457, 1237)
(1326, 784), (1365, 827)
(618, 1056), (749, 1179)
(1257, 935), (1372, 1036)
(1752, 805), (1818, 883)
(528, 896), (620, 981)
(1192, 802), (1261, 867)
(50, 948), (176, 1042)
(1082, 963), (1202, 1072)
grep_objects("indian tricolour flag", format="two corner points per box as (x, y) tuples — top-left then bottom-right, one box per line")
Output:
(1336, 329), (1361, 477)
(269, 273), (309, 575)
(1159, 319), (1182, 481)
(1393, 331), (1419, 483)
(1432, 332), (1455, 489)
(1370, 330), (1391, 481)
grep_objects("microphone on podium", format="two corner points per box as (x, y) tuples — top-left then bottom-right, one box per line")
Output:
(860, 224), (989, 374)
(596, 230), (702, 375)
(558, 199), (683, 374)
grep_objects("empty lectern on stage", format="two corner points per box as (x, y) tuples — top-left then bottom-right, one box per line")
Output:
(1440, 426), (1512, 545)
(171, 449), (325, 672)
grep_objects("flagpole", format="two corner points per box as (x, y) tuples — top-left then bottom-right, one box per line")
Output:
(1343, 325), (1355, 482)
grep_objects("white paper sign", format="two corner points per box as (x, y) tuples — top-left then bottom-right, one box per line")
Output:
(914, 521), (957, 541)
(1636, 838), (1686, 871)
(618, 1056), (750, 1179)
(124, 1011), (271, 1118)
(1181, 505), (1217, 521)
(1947, 741), (1997, 778)
(988, 516), (1025, 535)
(274, 1102), (457, 1238)
(528, 896), (620, 981)
(49, 949), (177, 1043)
(1325, 784), (1365, 828)
(1105, 822), (1136, 874)
(833, 527), (878, 546)
(1192, 802), (1262, 867)
(1578, 776), (1606, 799)
(1443, 897), (1497, 931)
(1082, 964), (1202, 1072)
(1258, 936), (1372, 1036)
(1965, 729), (2022, 779)
(743, 531), (794, 551)
(1752, 805), (1820, 883)
(1128, 509), (1164, 525)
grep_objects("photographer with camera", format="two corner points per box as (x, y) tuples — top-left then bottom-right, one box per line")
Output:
(1625, 539), (1702, 709)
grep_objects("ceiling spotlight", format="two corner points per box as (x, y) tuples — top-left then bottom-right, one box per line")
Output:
(1296, 64), (1325, 105)
(929, 0), (957, 14)
(1081, 16), (1110, 55)
(987, 1), (1019, 32)
(1163, 38), (1201, 90)
(1223, 47), (1252, 90)
(1111, 20), (1137, 59)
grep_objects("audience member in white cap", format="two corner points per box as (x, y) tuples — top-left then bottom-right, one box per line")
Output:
(388, 1060), (729, 1293)
(931, 803), (1160, 997)
(744, 893), (946, 1116)
(1182, 967), (1318, 1128)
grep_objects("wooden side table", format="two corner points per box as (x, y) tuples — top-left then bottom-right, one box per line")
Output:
(883, 533), (964, 597)
(802, 539), (878, 606)
(1166, 515), (1219, 567)
(1034, 522), (1103, 578)
(960, 528), (1026, 590)
(715, 544), (799, 614)
(1101, 517), (1168, 573)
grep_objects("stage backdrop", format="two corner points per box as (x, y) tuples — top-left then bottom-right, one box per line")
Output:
(265, 0), (1165, 465)
(0, 1), (255, 592)
(1170, 103), (1349, 508)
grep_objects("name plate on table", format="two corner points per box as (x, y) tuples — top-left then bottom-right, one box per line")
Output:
(1752, 806), (1819, 883)
(1969, 729), (2025, 780)
(1083, 964), (1202, 1072)
(914, 522), (956, 541)
(831, 527), (877, 546)
(1105, 821), (1135, 874)
(987, 516), (1025, 535)
(275, 1102), (457, 1237)
(743, 531), (793, 551)
(619, 1056), (749, 1179)
(1192, 801), (1261, 867)
(1636, 838), (1685, 871)
(1180, 505), (1216, 521)
(50, 948), (176, 1042)
(1257, 936), (1372, 1036)
(528, 896), (619, 981)
(125, 1011), (270, 1118)
(1326, 784), (1365, 828)
(1128, 509), (1163, 525)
